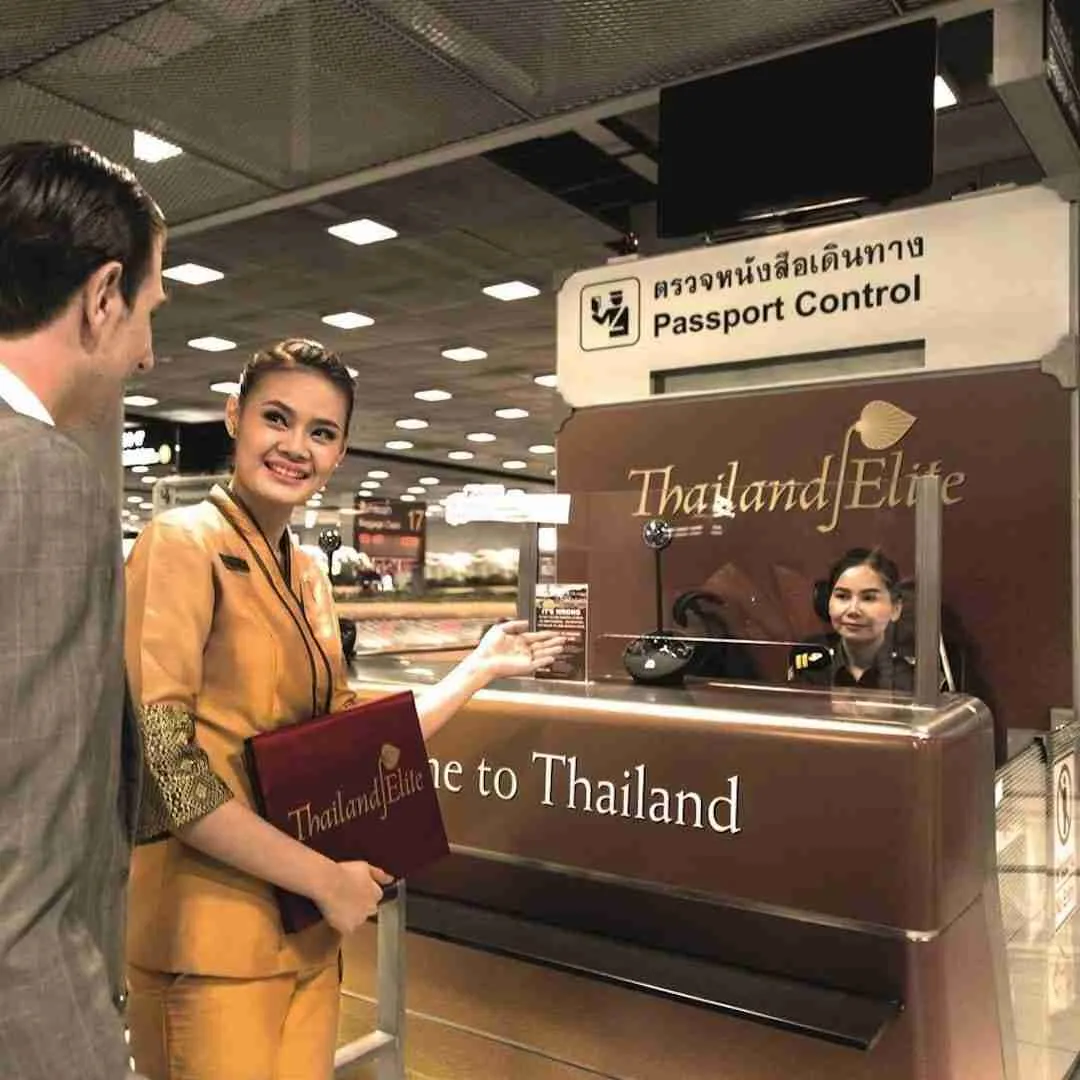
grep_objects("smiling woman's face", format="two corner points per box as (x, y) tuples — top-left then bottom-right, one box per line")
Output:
(227, 367), (349, 511)
(828, 563), (902, 652)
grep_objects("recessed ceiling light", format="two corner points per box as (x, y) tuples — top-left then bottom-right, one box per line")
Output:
(399, 493), (417, 502)
(466, 432), (496, 443)
(126, 495), (142, 504)
(134, 130), (183, 163)
(502, 460), (528, 470)
(414, 389), (452, 402)
(448, 450), (474, 460)
(327, 218), (398, 246)
(163, 263), (223, 286)
(529, 444), (556, 454)
(131, 464), (150, 474)
(407, 486), (427, 494)
(123, 394), (159, 407)
(321, 311), (374, 330)
(190, 336), (236, 353)
(139, 501), (153, 510)
(533, 373), (558, 389)
(141, 475), (156, 485)
(395, 418), (428, 430)
(418, 476), (439, 485)
(441, 346), (487, 362)
(483, 280), (540, 302)
(360, 480), (381, 489)
(934, 74), (957, 110)
(386, 440), (414, 450)
(495, 407), (529, 420)
(367, 470), (389, 479)
(209, 380), (241, 394)
(346, 367), (359, 378)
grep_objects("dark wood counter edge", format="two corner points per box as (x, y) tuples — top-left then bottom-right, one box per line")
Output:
(404, 893), (901, 1051)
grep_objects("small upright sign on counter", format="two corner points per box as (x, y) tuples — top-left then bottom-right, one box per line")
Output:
(535, 584), (589, 682)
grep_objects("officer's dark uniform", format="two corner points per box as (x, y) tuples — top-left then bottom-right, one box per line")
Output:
(788, 631), (916, 692)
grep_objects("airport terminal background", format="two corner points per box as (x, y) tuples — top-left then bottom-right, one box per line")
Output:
(5, 0), (1080, 1078)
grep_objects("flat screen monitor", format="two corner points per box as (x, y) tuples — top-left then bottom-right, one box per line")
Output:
(658, 20), (938, 237)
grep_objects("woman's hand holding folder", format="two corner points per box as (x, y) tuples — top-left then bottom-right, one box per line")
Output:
(315, 860), (395, 935)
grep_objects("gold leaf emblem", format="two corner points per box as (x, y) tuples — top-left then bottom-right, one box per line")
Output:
(380, 744), (400, 771)
(855, 400), (917, 450)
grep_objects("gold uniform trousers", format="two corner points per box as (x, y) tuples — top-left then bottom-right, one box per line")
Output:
(127, 961), (340, 1080)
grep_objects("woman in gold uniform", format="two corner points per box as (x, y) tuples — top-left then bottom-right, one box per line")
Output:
(124, 339), (562, 1080)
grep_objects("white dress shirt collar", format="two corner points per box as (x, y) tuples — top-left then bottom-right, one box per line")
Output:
(0, 364), (55, 427)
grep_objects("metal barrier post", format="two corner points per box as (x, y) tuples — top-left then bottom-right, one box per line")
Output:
(334, 883), (407, 1079)
(913, 474), (943, 706)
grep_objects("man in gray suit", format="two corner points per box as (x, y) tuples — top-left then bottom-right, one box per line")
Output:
(0, 142), (166, 1079)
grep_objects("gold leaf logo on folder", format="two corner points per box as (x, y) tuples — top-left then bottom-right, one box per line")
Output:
(855, 401), (917, 450)
(380, 744), (400, 771)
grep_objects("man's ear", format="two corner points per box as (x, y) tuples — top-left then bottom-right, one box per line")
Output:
(81, 261), (125, 339)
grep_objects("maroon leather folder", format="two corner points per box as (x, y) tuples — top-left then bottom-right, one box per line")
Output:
(244, 690), (449, 933)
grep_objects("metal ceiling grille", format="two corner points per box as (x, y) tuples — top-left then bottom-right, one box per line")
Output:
(0, 0), (167, 77)
(3, 0), (907, 223)
(24, 0), (526, 189)
(375, 0), (899, 114)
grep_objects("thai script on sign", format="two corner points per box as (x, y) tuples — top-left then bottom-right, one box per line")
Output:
(652, 234), (926, 301)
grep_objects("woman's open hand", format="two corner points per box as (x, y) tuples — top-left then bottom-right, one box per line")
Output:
(467, 620), (566, 680)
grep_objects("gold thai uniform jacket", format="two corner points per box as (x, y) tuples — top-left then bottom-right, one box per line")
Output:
(125, 486), (357, 977)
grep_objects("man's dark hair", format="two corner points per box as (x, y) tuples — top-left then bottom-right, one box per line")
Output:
(0, 140), (165, 335)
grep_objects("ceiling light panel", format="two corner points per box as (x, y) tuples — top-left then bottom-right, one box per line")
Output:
(495, 408), (529, 420)
(327, 218), (398, 246)
(934, 75), (957, 110)
(414, 389), (452, 402)
(395, 418), (429, 430)
(442, 346), (487, 362)
(483, 281), (540, 301)
(322, 311), (374, 329)
(134, 130), (183, 162)
(448, 450), (474, 460)
(386, 440), (414, 450)
(189, 336), (236, 352)
(163, 263), (224, 286)
(466, 432), (496, 443)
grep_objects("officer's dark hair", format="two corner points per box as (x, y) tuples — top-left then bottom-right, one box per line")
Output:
(827, 547), (902, 601)
(0, 141), (165, 335)
(238, 338), (356, 434)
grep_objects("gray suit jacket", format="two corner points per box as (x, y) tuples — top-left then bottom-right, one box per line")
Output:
(0, 405), (142, 1079)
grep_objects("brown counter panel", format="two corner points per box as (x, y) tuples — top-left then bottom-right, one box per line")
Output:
(408, 854), (907, 1000)
(416, 691), (994, 935)
(341, 895), (1009, 1080)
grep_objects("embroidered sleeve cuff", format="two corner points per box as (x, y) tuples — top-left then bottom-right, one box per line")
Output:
(135, 702), (233, 843)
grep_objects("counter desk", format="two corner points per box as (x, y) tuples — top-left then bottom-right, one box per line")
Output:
(339, 663), (1014, 1080)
